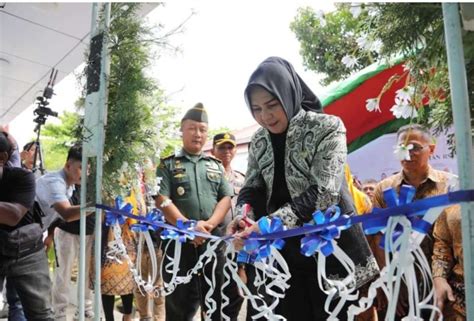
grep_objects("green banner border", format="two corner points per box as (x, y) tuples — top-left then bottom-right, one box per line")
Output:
(347, 118), (410, 153)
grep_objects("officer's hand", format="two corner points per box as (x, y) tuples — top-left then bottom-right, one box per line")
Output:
(191, 220), (213, 247)
(195, 220), (214, 233)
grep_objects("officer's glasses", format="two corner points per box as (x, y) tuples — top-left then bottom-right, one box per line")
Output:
(409, 144), (429, 154)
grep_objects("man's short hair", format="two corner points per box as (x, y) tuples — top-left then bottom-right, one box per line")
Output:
(396, 124), (433, 142)
(67, 145), (82, 162)
(22, 141), (37, 152)
(0, 132), (13, 158)
(362, 178), (378, 185)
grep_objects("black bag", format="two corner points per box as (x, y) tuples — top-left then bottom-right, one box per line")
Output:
(0, 222), (44, 258)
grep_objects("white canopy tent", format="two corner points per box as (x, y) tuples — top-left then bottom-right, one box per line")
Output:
(0, 3), (157, 125)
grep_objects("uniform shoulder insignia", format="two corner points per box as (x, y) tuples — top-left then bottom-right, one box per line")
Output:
(161, 153), (175, 161)
(158, 153), (175, 169)
(208, 155), (222, 163)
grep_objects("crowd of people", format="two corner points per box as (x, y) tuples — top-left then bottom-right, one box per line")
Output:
(0, 57), (467, 321)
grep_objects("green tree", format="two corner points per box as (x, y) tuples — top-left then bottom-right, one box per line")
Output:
(76, 3), (182, 197)
(291, 3), (473, 140)
(40, 111), (81, 170)
(291, 5), (373, 86)
(208, 126), (231, 141)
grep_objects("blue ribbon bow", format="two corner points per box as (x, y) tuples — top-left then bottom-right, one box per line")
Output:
(300, 206), (348, 257)
(97, 188), (474, 253)
(130, 208), (165, 232)
(363, 185), (432, 251)
(105, 196), (133, 226)
(242, 217), (286, 262)
(160, 219), (197, 243)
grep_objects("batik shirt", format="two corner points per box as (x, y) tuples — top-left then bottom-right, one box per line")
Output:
(371, 166), (457, 268)
(432, 204), (465, 316)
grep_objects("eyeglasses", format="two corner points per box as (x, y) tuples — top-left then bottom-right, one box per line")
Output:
(409, 144), (429, 153)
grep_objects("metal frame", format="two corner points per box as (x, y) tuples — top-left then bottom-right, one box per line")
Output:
(78, 3), (111, 321)
(442, 3), (474, 320)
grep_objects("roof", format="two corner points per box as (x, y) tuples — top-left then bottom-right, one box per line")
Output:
(0, 3), (157, 124)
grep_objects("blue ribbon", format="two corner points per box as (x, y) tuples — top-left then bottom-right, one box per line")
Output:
(96, 189), (474, 246)
(363, 185), (432, 251)
(236, 251), (257, 265)
(160, 219), (197, 243)
(130, 208), (165, 232)
(300, 206), (350, 257)
(242, 217), (286, 262)
(105, 196), (132, 226)
(97, 203), (220, 241)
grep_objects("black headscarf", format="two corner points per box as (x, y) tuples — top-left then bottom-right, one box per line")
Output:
(244, 57), (322, 121)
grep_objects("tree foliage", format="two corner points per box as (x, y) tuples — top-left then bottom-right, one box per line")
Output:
(291, 3), (473, 141)
(290, 5), (373, 85)
(75, 3), (181, 197)
(40, 111), (81, 170)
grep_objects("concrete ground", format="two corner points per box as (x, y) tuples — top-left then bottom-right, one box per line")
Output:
(1, 293), (249, 321)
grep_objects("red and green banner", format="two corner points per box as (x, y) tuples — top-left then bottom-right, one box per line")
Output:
(321, 59), (409, 153)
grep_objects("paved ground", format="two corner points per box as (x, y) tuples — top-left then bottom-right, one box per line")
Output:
(1, 295), (249, 320)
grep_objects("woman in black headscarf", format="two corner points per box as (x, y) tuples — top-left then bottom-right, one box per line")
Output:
(234, 57), (378, 321)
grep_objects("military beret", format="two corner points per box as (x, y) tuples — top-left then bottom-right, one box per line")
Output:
(181, 102), (208, 124)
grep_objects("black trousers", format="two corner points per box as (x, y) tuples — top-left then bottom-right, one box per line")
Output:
(244, 264), (272, 321)
(162, 241), (225, 321)
(221, 264), (244, 321)
(102, 294), (133, 321)
(277, 237), (349, 321)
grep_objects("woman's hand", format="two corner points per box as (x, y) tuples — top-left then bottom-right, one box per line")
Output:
(226, 215), (247, 235)
(232, 222), (260, 251)
(227, 203), (254, 235)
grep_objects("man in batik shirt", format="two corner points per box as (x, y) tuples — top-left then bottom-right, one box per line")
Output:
(370, 124), (456, 319)
(432, 204), (465, 320)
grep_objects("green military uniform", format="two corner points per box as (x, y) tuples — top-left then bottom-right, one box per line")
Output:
(157, 148), (232, 225)
(158, 103), (232, 321)
(157, 148), (232, 320)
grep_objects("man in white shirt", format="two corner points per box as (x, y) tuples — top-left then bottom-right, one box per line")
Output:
(36, 145), (94, 321)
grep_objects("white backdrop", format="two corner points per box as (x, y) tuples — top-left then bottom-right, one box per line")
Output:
(232, 131), (458, 183)
(348, 131), (458, 182)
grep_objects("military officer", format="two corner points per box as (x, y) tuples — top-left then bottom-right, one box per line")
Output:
(155, 103), (232, 321)
(211, 133), (245, 230)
